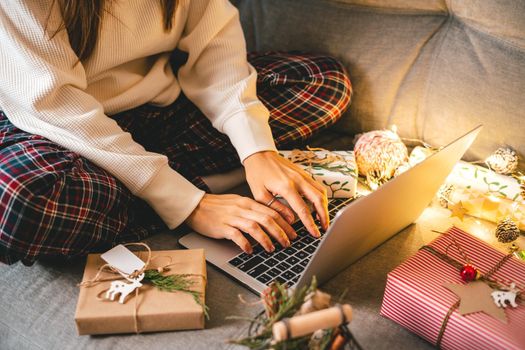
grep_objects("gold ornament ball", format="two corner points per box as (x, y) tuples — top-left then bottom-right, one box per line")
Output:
(508, 243), (519, 254)
(485, 147), (519, 175)
(495, 217), (520, 243)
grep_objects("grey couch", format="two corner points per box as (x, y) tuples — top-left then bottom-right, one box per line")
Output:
(2, 1), (524, 349)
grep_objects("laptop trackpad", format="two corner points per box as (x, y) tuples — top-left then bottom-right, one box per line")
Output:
(179, 232), (242, 265)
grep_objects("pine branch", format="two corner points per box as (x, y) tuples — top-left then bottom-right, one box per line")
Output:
(143, 269), (209, 319)
(229, 278), (335, 350)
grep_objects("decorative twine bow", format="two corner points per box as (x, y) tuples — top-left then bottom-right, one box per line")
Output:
(78, 243), (207, 334)
(288, 146), (358, 176)
(287, 147), (346, 168)
(419, 231), (524, 348)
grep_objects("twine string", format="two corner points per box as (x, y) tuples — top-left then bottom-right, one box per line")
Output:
(435, 300), (460, 348)
(77, 243), (204, 334)
(420, 245), (524, 294)
(484, 253), (514, 280)
(78, 264), (122, 288)
(78, 242), (153, 288)
(419, 242), (523, 348)
(126, 242), (152, 279)
(449, 234), (471, 265)
(134, 288), (140, 334)
(287, 147), (348, 174)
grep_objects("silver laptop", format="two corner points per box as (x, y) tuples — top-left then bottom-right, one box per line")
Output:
(179, 126), (482, 294)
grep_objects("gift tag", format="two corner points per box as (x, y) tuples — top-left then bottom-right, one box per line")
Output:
(101, 244), (145, 276)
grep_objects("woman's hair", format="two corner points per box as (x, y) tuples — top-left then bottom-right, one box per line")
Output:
(53, 0), (178, 61)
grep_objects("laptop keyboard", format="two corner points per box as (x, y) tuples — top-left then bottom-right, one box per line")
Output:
(228, 197), (354, 288)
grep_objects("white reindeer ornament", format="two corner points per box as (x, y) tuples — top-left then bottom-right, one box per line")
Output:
(106, 273), (145, 304)
(491, 283), (519, 308)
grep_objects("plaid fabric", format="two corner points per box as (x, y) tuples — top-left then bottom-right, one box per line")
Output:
(0, 52), (351, 265)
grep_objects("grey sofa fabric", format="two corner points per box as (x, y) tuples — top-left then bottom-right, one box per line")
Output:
(2, 205), (446, 350)
(237, 0), (525, 167)
(2, 1), (524, 349)
(0, 230), (261, 350)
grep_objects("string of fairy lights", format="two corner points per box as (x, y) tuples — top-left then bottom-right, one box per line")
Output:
(351, 127), (524, 260)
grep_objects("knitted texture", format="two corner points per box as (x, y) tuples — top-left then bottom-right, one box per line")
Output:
(0, 52), (351, 264)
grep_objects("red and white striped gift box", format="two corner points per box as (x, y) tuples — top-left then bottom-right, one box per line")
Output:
(380, 227), (525, 350)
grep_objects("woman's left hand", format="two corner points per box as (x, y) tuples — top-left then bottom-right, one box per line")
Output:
(243, 151), (330, 238)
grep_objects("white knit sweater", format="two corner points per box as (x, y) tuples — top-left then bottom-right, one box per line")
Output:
(0, 0), (276, 229)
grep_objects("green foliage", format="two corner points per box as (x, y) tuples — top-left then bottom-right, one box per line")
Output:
(143, 269), (209, 319)
(229, 278), (336, 350)
(322, 179), (352, 198)
(517, 250), (525, 261)
(312, 164), (357, 178)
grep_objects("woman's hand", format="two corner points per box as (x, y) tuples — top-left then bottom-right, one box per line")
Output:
(185, 193), (297, 253)
(243, 151), (329, 237)
(185, 151), (329, 254)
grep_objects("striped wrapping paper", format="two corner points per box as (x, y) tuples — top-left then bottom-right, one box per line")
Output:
(380, 227), (525, 350)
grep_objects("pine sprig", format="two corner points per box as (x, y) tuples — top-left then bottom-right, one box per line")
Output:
(143, 269), (209, 319)
(229, 278), (335, 350)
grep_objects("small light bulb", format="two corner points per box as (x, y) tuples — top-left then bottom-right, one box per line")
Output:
(391, 125), (398, 134)
(486, 194), (501, 203)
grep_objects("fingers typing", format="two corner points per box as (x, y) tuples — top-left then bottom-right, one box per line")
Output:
(280, 187), (320, 238)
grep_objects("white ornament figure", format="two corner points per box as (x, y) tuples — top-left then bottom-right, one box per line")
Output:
(491, 283), (519, 308)
(105, 273), (145, 304)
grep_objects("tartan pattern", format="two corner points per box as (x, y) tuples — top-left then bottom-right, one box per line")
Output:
(114, 52), (352, 185)
(0, 52), (351, 265)
(0, 119), (132, 264)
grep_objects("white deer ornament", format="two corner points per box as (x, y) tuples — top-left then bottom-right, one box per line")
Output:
(491, 283), (519, 308)
(105, 273), (145, 304)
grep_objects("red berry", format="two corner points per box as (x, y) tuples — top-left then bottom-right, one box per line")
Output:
(460, 264), (477, 282)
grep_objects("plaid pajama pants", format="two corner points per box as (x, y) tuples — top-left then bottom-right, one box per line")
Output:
(0, 52), (351, 265)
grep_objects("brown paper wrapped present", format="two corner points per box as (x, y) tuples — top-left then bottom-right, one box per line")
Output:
(75, 249), (206, 335)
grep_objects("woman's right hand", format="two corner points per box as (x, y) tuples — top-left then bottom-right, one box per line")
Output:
(184, 193), (297, 253)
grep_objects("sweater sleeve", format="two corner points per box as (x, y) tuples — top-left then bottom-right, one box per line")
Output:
(177, 0), (277, 163)
(0, 1), (205, 229)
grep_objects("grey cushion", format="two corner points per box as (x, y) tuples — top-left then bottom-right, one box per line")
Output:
(330, 0), (447, 12)
(238, 0), (525, 169)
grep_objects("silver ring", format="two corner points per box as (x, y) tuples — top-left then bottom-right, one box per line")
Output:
(266, 195), (278, 207)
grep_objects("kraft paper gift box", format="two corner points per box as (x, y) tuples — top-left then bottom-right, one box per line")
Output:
(75, 249), (206, 335)
(380, 227), (525, 350)
(279, 149), (358, 198)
